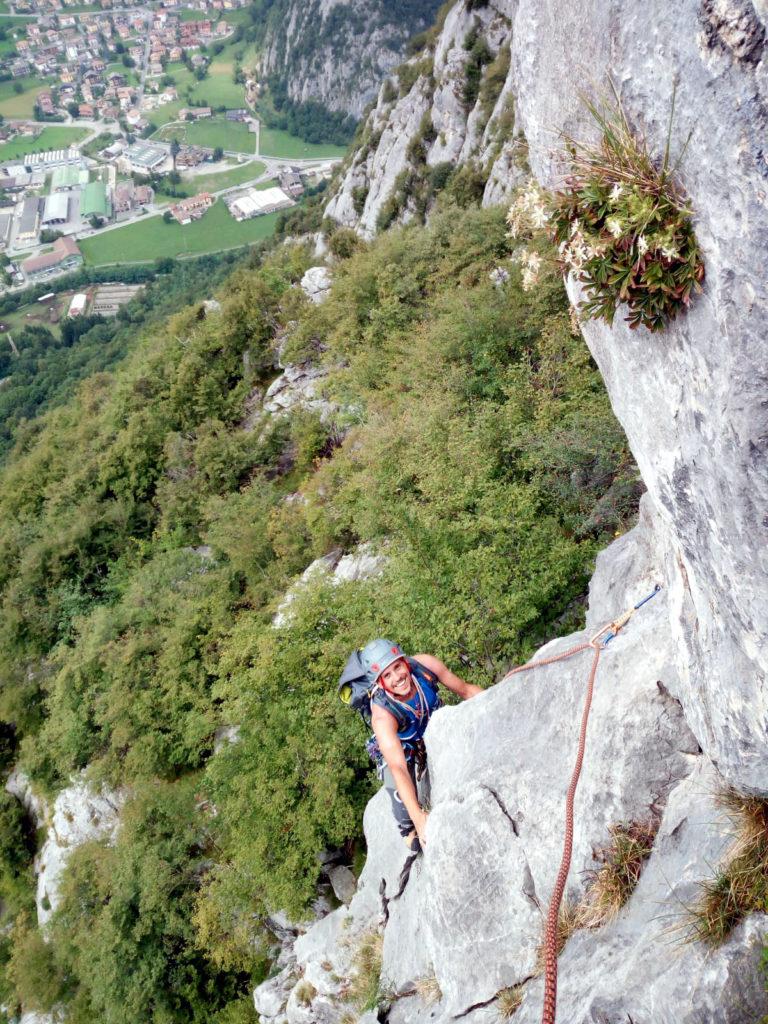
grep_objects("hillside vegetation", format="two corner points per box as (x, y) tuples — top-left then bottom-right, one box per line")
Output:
(0, 203), (639, 1023)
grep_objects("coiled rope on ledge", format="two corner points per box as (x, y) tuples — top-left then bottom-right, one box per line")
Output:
(498, 584), (662, 1024)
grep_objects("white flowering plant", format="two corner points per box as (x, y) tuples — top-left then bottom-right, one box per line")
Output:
(548, 91), (704, 331)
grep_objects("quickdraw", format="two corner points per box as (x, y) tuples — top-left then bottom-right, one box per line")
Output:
(499, 584), (662, 1024)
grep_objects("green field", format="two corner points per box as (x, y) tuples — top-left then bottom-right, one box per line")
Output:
(0, 125), (88, 161)
(0, 75), (50, 117)
(188, 61), (247, 109)
(222, 8), (255, 27)
(155, 116), (347, 160)
(155, 116), (256, 154)
(179, 7), (208, 20)
(258, 125), (347, 160)
(154, 159), (266, 203)
(80, 200), (281, 265)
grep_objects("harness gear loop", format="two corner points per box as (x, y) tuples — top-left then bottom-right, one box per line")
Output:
(499, 583), (662, 1024)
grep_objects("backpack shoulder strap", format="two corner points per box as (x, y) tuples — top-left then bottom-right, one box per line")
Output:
(370, 685), (411, 731)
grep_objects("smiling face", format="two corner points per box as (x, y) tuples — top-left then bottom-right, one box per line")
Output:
(379, 657), (414, 698)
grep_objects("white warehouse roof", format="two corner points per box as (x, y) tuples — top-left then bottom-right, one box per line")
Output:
(42, 192), (70, 223)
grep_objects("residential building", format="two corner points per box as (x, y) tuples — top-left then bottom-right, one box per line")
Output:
(22, 235), (82, 278)
(169, 191), (214, 225)
(278, 170), (304, 198)
(178, 106), (212, 121)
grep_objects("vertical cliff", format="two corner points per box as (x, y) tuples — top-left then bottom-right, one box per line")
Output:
(257, 0), (444, 119)
(257, 2), (768, 1021)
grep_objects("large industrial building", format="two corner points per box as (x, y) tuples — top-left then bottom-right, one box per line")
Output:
(228, 186), (293, 221)
(121, 142), (167, 175)
(41, 192), (70, 226)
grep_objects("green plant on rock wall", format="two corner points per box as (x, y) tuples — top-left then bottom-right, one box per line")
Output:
(508, 86), (704, 332)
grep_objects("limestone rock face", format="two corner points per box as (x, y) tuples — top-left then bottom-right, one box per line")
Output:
(325, 0), (526, 236)
(273, 543), (385, 628)
(300, 266), (333, 304)
(509, 0), (768, 792)
(253, 509), (767, 1023)
(263, 3), (768, 1020)
(258, 0), (442, 118)
(5, 773), (125, 928)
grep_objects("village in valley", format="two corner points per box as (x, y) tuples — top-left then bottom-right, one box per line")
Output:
(0, 0), (342, 319)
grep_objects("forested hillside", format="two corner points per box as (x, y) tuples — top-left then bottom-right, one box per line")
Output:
(0, 203), (639, 1023)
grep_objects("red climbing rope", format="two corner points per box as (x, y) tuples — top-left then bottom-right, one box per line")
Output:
(498, 585), (661, 1024)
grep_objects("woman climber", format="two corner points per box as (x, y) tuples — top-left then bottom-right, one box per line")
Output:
(358, 639), (483, 853)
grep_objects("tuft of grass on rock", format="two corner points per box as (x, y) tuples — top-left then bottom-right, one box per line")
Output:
(497, 984), (524, 1018)
(294, 979), (317, 1006)
(577, 817), (659, 928)
(687, 790), (768, 946)
(347, 929), (385, 1012)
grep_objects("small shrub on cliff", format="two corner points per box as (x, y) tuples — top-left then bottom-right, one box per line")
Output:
(576, 817), (659, 927)
(508, 88), (704, 331)
(687, 789), (768, 946)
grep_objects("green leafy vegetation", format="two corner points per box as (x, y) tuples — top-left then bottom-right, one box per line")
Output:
(0, 203), (638, 1017)
(546, 91), (705, 331)
(0, 253), (248, 460)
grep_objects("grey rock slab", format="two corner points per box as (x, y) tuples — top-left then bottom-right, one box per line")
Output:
(253, 964), (299, 1019)
(328, 865), (357, 905)
(303, 958), (343, 997)
(513, 760), (768, 1024)
(300, 266), (332, 304)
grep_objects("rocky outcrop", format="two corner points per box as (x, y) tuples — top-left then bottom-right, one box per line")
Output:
(5, 771), (124, 928)
(327, 0), (768, 787)
(273, 543), (385, 628)
(325, 1), (526, 236)
(296, 2), (768, 1021)
(254, 503), (768, 1023)
(259, 0), (443, 118)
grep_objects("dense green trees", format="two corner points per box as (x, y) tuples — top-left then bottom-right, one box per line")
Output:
(0, 204), (638, 1019)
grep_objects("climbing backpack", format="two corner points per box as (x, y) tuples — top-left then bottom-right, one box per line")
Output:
(337, 651), (442, 768)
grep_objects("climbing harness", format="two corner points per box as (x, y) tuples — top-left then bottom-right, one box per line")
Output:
(498, 584), (662, 1024)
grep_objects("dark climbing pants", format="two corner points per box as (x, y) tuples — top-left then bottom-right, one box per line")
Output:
(381, 760), (430, 843)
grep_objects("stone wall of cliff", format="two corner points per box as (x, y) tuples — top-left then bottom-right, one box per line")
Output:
(258, 2), (768, 1021)
(258, 0), (443, 119)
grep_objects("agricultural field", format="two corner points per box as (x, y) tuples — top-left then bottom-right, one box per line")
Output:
(0, 75), (50, 118)
(153, 159), (267, 203)
(80, 199), (281, 265)
(257, 125), (348, 160)
(0, 125), (88, 161)
(156, 117), (347, 160)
